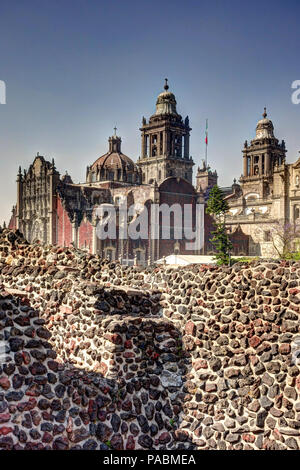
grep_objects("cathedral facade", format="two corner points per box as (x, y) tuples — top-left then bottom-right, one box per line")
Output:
(9, 82), (300, 260)
(12, 81), (207, 263)
(223, 109), (300, 257)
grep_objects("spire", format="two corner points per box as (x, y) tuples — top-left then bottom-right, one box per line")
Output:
(164, 78), (169, 91)
(113, 126), (117, 136)
(17, 165), (23, 182)
(263, 107), (267, 119)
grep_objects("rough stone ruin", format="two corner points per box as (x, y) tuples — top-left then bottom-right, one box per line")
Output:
(0, 228), (299, 450)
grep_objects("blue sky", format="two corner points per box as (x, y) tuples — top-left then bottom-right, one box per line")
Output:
(0, 0), (300, 224)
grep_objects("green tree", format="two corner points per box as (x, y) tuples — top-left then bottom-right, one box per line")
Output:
(206, 185), (233, 265)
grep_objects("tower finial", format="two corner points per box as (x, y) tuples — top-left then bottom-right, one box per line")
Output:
(113, 126), (117, 136)
(263, 107), (267, 118)
(164, 78), (169, 91)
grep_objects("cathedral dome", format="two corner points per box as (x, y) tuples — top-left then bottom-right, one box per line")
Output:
(87, 133), (140, 184)
(91, 135), (135, 171)
(91, 149), (135, 172)
(255, 108), (274, 139)
(154, 79), (178, 116)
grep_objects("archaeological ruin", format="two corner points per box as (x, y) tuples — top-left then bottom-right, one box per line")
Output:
(0, 228), (299, 450)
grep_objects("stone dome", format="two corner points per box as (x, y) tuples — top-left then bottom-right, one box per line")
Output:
(255, 108), (275, 139)
(87, 134), (141, 184)
(154, 79), (178, 116)
(91, 135), (135, 171)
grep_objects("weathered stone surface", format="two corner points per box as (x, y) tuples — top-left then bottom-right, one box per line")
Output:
(160, 370), (182, 388)
(138, 434), (153, 449)
(95, 423), (112, 442)
(0, 232), (299, 451)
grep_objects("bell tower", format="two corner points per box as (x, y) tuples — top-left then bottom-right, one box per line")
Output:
(241, 108), (287, 180)
(137, 79), (194, 185)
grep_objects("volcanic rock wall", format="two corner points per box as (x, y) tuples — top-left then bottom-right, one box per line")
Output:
(0, 229), (299, 450)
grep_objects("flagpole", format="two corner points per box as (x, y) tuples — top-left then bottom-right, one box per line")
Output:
(205, 119), (208, 167)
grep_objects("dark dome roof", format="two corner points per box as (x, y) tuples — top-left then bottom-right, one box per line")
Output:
(91, 151), (135, 171)
(90, 135), (136, 172)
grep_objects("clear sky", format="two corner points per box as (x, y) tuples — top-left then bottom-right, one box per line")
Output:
(1, 0), (300, 224)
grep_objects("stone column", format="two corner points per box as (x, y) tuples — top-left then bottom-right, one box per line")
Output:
(157, 132), (161, 157)
(184, 133), (189, 159)
(141, 133), (146, 158)
(141, 133), (144, 158)
(259, 154), (263, 176)
(170, 132), (174, 157)
(149, 134), (152, 158)
(265, 152), (270, 175)
(164, 130), (168, 157)
(243, 155), (248, 177)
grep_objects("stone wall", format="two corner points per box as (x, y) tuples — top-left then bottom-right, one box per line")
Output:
(0, 229), (299, 450)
